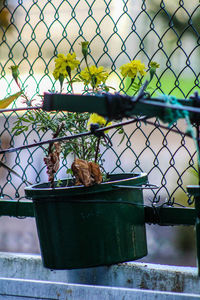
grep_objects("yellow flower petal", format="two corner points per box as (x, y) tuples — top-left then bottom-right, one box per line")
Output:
(120, 60), (146, 78)
(79, 65), (109, 87)
(87, 113), (112, 133)
(53, 52), (80, 80)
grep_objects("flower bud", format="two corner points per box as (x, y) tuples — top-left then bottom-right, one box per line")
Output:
(10, 65), (19, 82)
(81, 41), (89, 59)
(149, 61), (160, 82)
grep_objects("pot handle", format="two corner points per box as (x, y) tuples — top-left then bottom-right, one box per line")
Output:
(112, 183), (159, 190)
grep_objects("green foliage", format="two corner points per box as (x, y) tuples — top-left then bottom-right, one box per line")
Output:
(11, 42), (159, 183)
(12, 109), (107, 162)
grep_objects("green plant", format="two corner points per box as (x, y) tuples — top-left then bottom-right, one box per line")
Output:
(11, 41), (159, 187)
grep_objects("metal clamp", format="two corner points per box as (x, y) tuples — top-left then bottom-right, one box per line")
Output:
(112, 183), (159, 190)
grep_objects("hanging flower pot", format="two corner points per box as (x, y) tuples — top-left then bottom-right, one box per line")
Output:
(25, 172), (148, 269)
(10, 42), (160, 270)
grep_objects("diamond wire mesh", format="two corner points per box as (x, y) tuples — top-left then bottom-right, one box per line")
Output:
(0, 0), (199, 205)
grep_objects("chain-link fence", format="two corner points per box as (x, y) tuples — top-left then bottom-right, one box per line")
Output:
(0, 0), (199, 205)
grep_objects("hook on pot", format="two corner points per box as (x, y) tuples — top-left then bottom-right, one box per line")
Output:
(112, 183), (159, 190)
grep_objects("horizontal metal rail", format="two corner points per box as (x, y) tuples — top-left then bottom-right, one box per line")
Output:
(144, 206), (196, 226)
(43, 92), (200, 120)
(0, 200), (34, 218)
(0, 200), (196, 226)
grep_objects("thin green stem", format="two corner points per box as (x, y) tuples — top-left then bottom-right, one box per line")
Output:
(94, 137), (101, 163)
(84, 56), (96, 92)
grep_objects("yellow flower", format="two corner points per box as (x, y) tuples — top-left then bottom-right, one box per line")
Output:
(79, 65), (109, 87)
(87, 113), (112, 133)
(120, 60), (146, 78)
(53, 53), (80, 80)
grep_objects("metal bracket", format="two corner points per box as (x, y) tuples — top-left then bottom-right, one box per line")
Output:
(112, 183), (159, 190)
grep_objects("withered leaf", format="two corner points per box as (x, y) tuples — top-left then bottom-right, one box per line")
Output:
(71, 158), (102, 187)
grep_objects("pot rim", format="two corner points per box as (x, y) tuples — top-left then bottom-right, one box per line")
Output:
(24, 172), (148, 200)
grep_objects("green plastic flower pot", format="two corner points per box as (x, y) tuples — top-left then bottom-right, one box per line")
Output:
(25, 173), (148, 270)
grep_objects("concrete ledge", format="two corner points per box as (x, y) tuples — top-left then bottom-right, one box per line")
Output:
(0, 252), (200, 299)
(0, 277), (200, 300)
